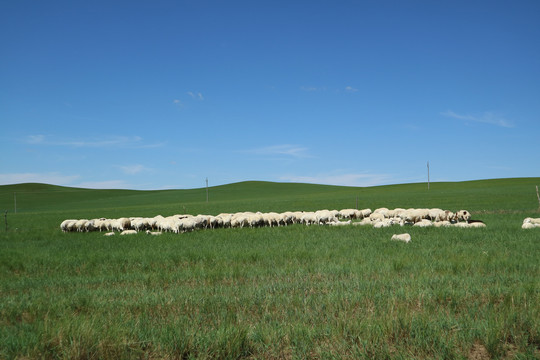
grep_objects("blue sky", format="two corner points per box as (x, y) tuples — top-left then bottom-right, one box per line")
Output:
(1, 0), (539, 189)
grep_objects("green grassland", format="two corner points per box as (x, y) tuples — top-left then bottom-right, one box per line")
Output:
(1, 178), (539, 359)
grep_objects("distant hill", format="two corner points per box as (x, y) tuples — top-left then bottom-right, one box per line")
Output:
(1, 178), (539, 216)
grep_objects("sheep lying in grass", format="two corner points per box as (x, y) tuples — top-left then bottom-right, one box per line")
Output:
(522, 218), (540, 229)
(391, 233), (411, 243)
(120, 230), (137, 235)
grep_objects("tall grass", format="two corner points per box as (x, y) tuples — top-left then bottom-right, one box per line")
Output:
(1, 179), (539, 358)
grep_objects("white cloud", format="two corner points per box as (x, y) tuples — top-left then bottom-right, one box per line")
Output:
(441, 110), (514, 128)
(188, 91), (204, 100)
(26, 134), (46, 144)
(118, 164), (151, 175)
(23, 135), (165, 149)
(242, 144), (311, 159)
(0, 172), (80, 186)
(279, 172), (393, 187)
(345, 86), (358, 92)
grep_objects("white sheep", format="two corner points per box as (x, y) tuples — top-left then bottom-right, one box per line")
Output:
(373, 219), (394, 228)
(74, 219), (89, 232)
(433, 221), (452, 227)
(339, 209), (359, 220)
(104, 232), (115, 236)
(131, 218), (146, 231)
(60, 219), (77, 232)
(360, 208), (372, 218)
(146, 230), (162, 235)
(301, 212), (318, 225)
(120, 230), (137, 235)
(217, 213), (232, 228)
(179, 217), (197, 232)
(428, 208), (445, 221)
(374, 207), (390, 218)
(455, 210), (471, 222)
(523, 217), (540, 225)
(413, 219), (433, 228)
(369, 212), (385, 222)
(391, 233), (411, 243)
(315, 210), (338, 225)
(353, 218), (373, 226)
(329, 220), (351, 226)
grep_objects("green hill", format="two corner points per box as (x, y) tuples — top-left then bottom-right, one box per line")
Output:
(1, 178), (539, 217)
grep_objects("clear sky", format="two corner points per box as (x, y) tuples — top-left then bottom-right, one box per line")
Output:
(1, 0), (539, 189)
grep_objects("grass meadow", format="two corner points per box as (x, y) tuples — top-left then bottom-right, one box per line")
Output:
(1, 178), (539, 359)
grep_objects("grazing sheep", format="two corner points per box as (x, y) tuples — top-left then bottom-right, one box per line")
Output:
(131, 218), (146, 231)
(74, 219), (89, 232)
(391, 233), (411, 243)
(217, 213), (232, 228)
(60, 207), (485, 236)
(104, 232), (115, 236)
(374, 207), (391, 218)
(339, 209), (360, 220)
(369, 212), (385, 222)
(179, 217), (197, 232)
(301, 212), (318, 225)
(315, 210), (338, 225)
(359, 208), (372, 218)
(60, 219), (77, 232)
(455, 210), (471, 222)
(118, 218), (132, 230)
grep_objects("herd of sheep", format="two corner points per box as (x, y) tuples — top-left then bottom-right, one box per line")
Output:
(59, 207), (496, 235)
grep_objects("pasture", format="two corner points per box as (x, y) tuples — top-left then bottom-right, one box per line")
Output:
(1, 178), (539, 359)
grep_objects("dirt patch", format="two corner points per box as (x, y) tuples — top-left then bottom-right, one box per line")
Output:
(469, 342), (490, 360)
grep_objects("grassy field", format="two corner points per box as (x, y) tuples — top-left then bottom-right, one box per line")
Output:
(1, 178), (539, 359)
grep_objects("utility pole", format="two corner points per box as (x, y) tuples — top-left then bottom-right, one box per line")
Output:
(427, 161), (430, 191)
(206, 178), (209, 203)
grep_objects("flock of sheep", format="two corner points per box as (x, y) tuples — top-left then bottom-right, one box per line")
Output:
(60, 207), (494, 236)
